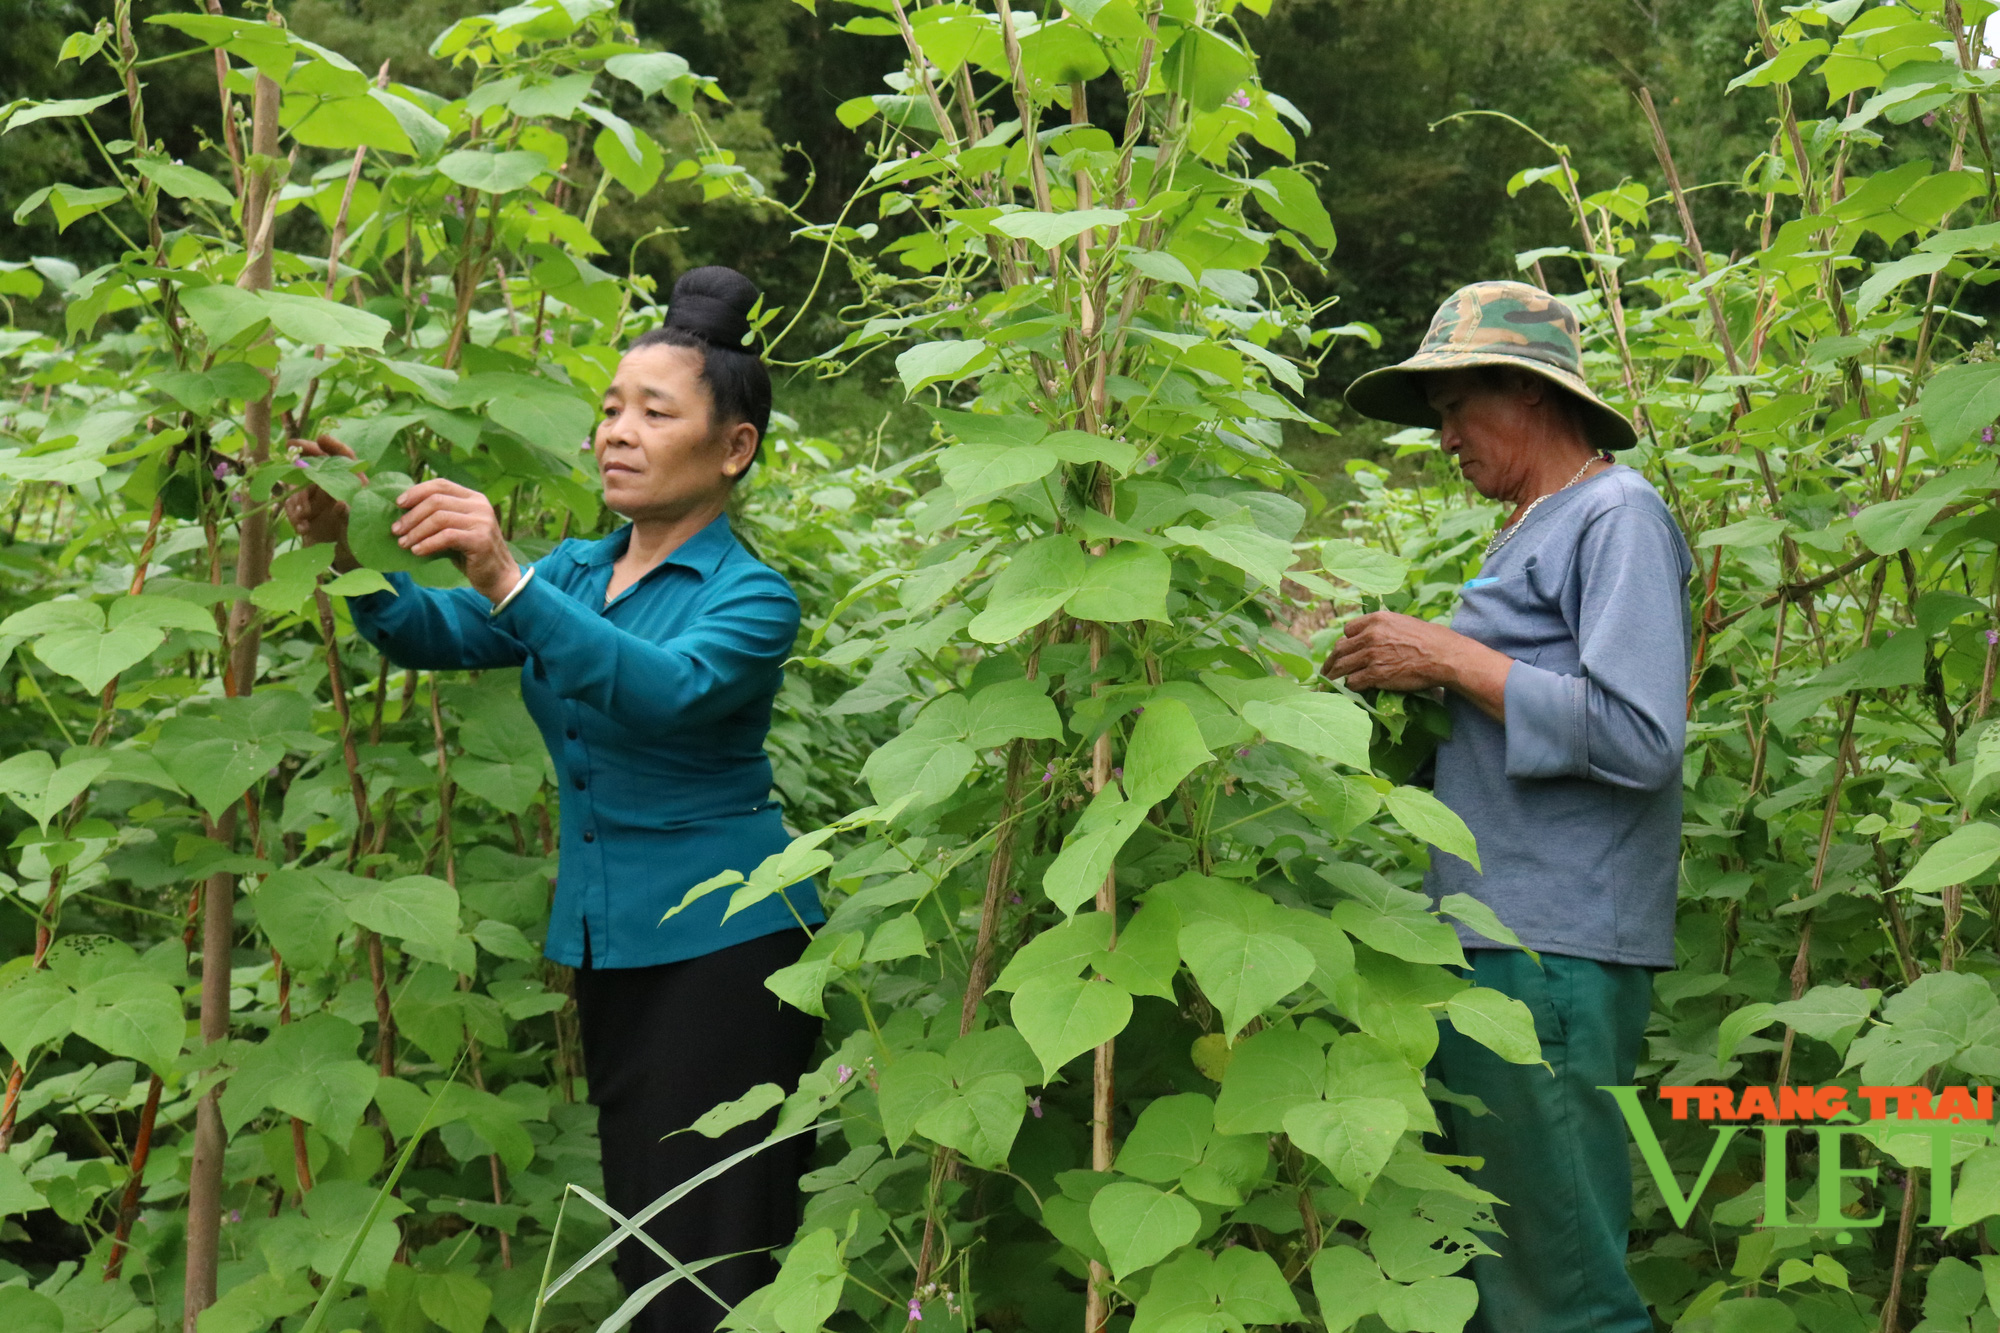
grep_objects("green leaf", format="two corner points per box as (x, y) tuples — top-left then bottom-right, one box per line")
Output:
(1041, 430), (1139, 472)
(1179, 917), (1315, 1039)
(0, 1284), (61, 1333)
(0, 972), (77, 1067)
(2, 93), (121, 134)
(1717, 1001), (1779, 1065)
(876, 1051), (951, 1152)
(1162, 26), (1253, 112)
(860, 728), (974, 809)
(1043, 786), (1149, 915)
(1068, 542), (1172, 624)
(896, 338), (993, 396)
(0, 751), (108, 832)
(964, 678), (1062, 750)
(179, 285), (270, 344)
(221, 1013), (379, 1143)
(348, 472), (447, 575)
(991, 912), (1114, 991)
(1854, 493), (1954, 557)
(1130, 1247), (1302, 1333)
(1213, 1024), (1323, 1134)
(862, 913), (927, 962)
(1312, 1247), (1388, 1333)
(690, 1082), (783, 1137)
(937, 443), (1057, 506)
(1765, 985), (1882, 1057)
(1124, 698), (1212, 805)
(1114, 1093), (1214, 1182)
(970, 535), (1087, 644)
(130, 157), (235, 205)
(1331, 898), (1466, 967)
(768, 1228), (845, 1333)
(913, 1071), (1026, 1168)
(262, 293), (393, 350)
(1242, 691), (1372, 771)
(989, 208), (1130, 250)
(0, 1157), (48, 1220)
(1383, 785), (1482, 871)
(1283, 1095), (1407, 1194)
(73, 971), (183, 1071)
(1696, 515), (1790, 549)
(1922, 360), (2000, 447)
(485, 381), (596, 454)
(416, 1273), (491, 1333)
(346, 875), (471, 975)
(1089, 1182), (1200, 1280)
(1445, 988), (1542, 1065)
(1895, 822), (2000, 892)
(1317, 538), (1408, 594)
(258, 860), (352, 964)
(154, 719), (287, 820)
(437, 149), (548, 194)
(604, 51), (693, 100)
(1165, 522), (1295, 588)
(1253, 166), (1335, 248)
(1435, 893), (1526, 952)
(1009, 974), (1132, 1082)
(1375, 1276), (1480, 1333)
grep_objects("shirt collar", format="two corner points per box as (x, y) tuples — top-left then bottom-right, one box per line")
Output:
(566, 512), (738, 580)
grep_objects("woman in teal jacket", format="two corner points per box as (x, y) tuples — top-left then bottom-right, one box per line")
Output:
(285, 268), (821, 1333)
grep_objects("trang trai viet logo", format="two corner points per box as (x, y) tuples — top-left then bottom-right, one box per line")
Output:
(1602, 1084), (1996, 1233)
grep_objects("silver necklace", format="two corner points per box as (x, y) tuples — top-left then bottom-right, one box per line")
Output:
(1484, 455), (1604, 559)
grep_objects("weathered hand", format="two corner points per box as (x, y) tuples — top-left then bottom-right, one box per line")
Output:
(1321, 610), (1514, 720)
(390, 478), (522, 605)
(282, 434), (362, 572)
(1321, 610), (1468, 692)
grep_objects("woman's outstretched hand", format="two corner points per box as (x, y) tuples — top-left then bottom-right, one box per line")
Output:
(283, 435), (361, 572)
(390, 478), (523, 605)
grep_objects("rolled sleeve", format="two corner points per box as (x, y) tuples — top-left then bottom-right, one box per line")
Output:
(1503, 660), (1588, 779)
(1502, 506), (1690, 792)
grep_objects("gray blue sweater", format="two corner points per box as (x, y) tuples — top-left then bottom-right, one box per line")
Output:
(1425, 465), (1693, 969)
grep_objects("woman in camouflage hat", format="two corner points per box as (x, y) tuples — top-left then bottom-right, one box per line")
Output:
(1325, 281), (1691, 1333)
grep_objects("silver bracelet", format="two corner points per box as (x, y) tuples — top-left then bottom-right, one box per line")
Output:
(489, 565), (535, 616)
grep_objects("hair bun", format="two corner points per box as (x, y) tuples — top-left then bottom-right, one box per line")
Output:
(665, 266), (758, 350)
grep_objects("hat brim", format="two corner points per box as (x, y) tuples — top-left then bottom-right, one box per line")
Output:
(1344, 352), (1640, 452)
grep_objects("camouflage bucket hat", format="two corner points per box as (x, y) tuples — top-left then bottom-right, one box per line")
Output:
(1344, 280), (1639, 452)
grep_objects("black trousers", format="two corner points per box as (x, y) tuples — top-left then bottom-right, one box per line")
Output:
(573, 929), (822, 1333)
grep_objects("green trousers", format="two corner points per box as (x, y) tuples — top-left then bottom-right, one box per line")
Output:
(1429, 950), (1654, 1333)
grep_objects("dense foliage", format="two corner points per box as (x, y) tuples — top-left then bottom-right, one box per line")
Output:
(12, 2), (2000, 1333)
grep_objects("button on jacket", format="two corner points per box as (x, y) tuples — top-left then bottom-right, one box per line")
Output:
(345, 513), (823, 968)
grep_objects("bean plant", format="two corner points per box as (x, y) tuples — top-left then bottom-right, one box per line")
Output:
(16, 1), (2000, 1333)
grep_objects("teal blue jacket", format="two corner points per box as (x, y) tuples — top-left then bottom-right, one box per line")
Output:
(346, 514), (824, 968)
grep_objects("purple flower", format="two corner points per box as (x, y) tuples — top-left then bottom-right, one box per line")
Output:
(1041, 762), (1055, 784)
(836, 1064), (854, 1085)
(1228, 90), (1252, 108)
(1847, 505), (1860, 518)
(1924, 110), (1941, 128)
(1010, 893), (1022, 904)
(1984, 425), (1996, 444)
(541, 328), (554, 346)
(293, 458), (309, 469)
(1236, 747), (1251, 757)
(907, 1298), (923, 1322)
(1987, 630), (1997, 647)
(419, 292), (431, 306)
(1028, 1096), (1042, 1118)
(1144, 451), (1159, 467)
(212, 460), (233, 481)
(1111, 767), (1123, 780)
(227, 1210), (241, 1224)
